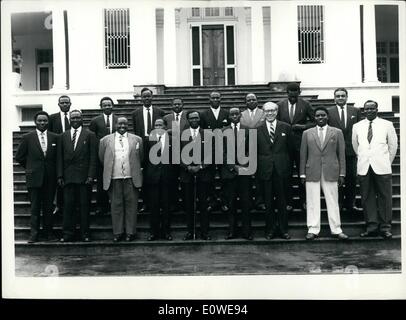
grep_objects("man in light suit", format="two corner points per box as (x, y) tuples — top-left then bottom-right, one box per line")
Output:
(300, 106), (348, 240)
(240, 93), (266, 211)
(163, 98), (189, 211)
(352, 100), (398, 239)
(89, 96), (119, 216)
(131, 87), (165, 213)
(257, 102), (293, 240)
(277, 83), (314, 213)
(48, 95), (72, 215)
(15, 111), (59, 242)
(99, 117), (144, 242)
(57, 110), (97, 242)
(327, 88), (362, 214)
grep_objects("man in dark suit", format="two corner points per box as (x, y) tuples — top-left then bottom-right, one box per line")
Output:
(180, 111), (214, 240)
(48, 95), (72, 215)
(200, 91), (229, 212)
(131, 87), (165, 212)
(277, 82), (314, 213)
(257, 102), (292, 240)
(15, 111), (59, 243)
(57, 110), (97, 242)
(89, 96), (118, 216)
(163, 98), (189, 211)
(145, 118), (175, 241)
(327, 88), (362, 214)
(221, 108), (253, 240)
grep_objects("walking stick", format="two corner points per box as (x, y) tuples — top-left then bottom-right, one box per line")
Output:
(193, 173), (197, 240)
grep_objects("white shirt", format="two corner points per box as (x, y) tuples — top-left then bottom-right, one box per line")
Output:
(210, 107), (220, 120)
(70, 126), (82, 150)
(249, 108), (257, 119)
(231, 122), (240, 131)
(336, 104), (347, 128)
(174, 111), (183, 122)
(103, 114), (113, 134)
(112, 132), (131, 179)
(36, 129), (47, 152)
(190, 126), (200, 139)
(156, 132), (166, 150)
(317, 124), (328, 143)
(59, 111), (70, 132)
(143, 106), (153, 136)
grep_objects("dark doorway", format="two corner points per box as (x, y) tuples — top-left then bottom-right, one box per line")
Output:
(202, 25), (225, 85)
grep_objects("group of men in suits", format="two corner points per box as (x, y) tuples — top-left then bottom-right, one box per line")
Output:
(16, 84), (398, 243)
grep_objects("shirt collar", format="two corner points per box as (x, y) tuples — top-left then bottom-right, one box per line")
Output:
(71, 126), (82, 133)
(36, 129), (47, 135)
(317, 124), (328, 130)
(336, 104), (347, 110)
(116, 131), (128, 138)
(144, 105), (152, 110)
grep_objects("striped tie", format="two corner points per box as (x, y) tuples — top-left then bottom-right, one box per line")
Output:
(119, 135), (125, 176)
(40, 132), (47, 156)
(72, 129), (78, 150)
(367, 121), (373, 143)
(269, 123), (275, 144)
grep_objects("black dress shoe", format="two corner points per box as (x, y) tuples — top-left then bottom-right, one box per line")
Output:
(53, 207), (62, 215)
(332, 232), (349, 240)
(265, 233), (275, 240)
(281, 233), (291, 240)
(256, 204), (266, 211)
(201, 234), (211, 240)
(360, 231), (379, 237)
(381, 231), (393, 239)
(183, 232), (193, 241)
(206, 206), (213, 213)
(352, 206), (363, 213)
(126, 234), (136, 242)
(243, 235), (253, 241)
(221, 205), (230, 212)
(305, 233), (317, 240)
(60, 237), (74, 242)
(82, 236), (91, 242)
(28, 237), (38, 243)
(165, 234), (173, 241)
(286, 205), (293, 212)
(139, 204), (147, 213)
(147, 234), (157, 241)
(225, 233), (235, 240)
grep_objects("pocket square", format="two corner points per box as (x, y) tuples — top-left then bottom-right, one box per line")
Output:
(351, 115), (356, 119)
(281, 133), (286, 136)
(52, 143), (56, 146)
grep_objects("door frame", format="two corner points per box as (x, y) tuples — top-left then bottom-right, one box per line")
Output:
(189, 21), (237, 86)
(36, 63), (54, 90)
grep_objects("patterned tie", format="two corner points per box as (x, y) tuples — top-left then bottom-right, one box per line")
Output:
(119, 135), (125, 176)
(367, 121), (373, 143)
(146, 107), (152, 135)
(234, 124), (238, 160)
(192, 129), (197, 140)
(64, 112), (70, 131)
(340, 106), (346, 129)
(175, 113), (179, 122)
(40, 132), (47, 156)
(289, 104), (294, 123)
(319, 127), (324, 146)
(157, 135), (162, 157)
(269, 122), (275, 144)
(72, 129), (78, 150)
(250, 111), (255, 120)
(106, 115), (111, 133)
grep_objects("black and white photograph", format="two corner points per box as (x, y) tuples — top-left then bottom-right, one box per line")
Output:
(2, 0), (405, 300)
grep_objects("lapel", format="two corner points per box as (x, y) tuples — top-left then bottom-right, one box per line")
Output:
(253, 109), (262, 125)
(139, 107), (145, 135)
(292, 100), (301, 124)
(261, 123), (272, 148)
(208, 108), (217, 126)
(322, 126), (333, 150)
(273, 121), (281, 144)
(330, 106), (342, 129)
(127, 134), (135, 159)
(33, 131), (45, 158)
(180, 112), (187, 130)
(64, 130), (74, 154)
(73, 128), (86, 154)
(108, 134), (115, 159)
(45, 131), (54, 157)
(312, 127), (322, 150)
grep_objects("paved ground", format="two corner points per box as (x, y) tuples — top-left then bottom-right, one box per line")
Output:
(15, 239), (401, 276)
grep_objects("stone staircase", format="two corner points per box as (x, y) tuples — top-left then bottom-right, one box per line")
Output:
(13, 83), (401, 251)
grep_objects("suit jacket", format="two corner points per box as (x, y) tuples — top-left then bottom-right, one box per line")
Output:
(300, 125), (346, 182)
(131, 105), (165, 138)
(221, 124), (251, 180)
(144, 133), (175, 184)
(179, 128), (214, 183)
(352, 117), (398, 175)
(15, 130), (59, 189)
(88, 114), (118, 140)
(99, 132), (144, 190)
(200, 107), (229, 130)
(163, 112), (189, 132)
(327, 105), (361, 157)
(57, 127), (97, 184)
(240, 108), (265, 128)
(277, 98), (315, 151)
(257, 121), (292, 180)
(49, 112), (69, 134)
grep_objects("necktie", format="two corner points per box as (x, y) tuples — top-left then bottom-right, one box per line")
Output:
(64, 112), (70, 131)
(119, 135), (125, 176)
(367, 121), (373, 143)
(40, 132), (47, 156)
(289, 104), (294, 123)
(318, 127), (324, 146)
(269, 123), (275, 144)
(157, 135), (162, 157)
(250, 111), (255, 120)
(192, 129), (197, 140)
(234, 124), (238, 160)
(146, 107), (152, 135)
(340, 106), (345, 129)
(106, 115), (111, 133)
(72, 129), (78, 150)
(175, 113), (179, 122)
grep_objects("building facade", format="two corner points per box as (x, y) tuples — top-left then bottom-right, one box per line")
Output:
(1, 0), (404, 130)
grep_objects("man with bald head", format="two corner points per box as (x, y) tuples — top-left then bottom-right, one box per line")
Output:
(257, 102), (292, 239)
(99, 117), (144, 242)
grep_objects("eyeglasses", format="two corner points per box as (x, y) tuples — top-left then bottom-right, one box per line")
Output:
(264, 109), (278, 113)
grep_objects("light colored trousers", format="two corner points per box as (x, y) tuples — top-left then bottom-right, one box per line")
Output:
(306, 171), (343, 235)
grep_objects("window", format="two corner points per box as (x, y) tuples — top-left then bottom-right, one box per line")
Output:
(205, 7), (220, 17)
(297, 5), (325, 64)
(104, 8), (130, 69)
(192, 8), (200, 17)
(18, 105), (43, 122)
(224, 7), (234, 16)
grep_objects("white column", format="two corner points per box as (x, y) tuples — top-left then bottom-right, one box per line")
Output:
(251, 4), (265, 83)
(51, 8), (67, 90)
(163, 6), (177, 86)
(363, 4), (379, 83)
